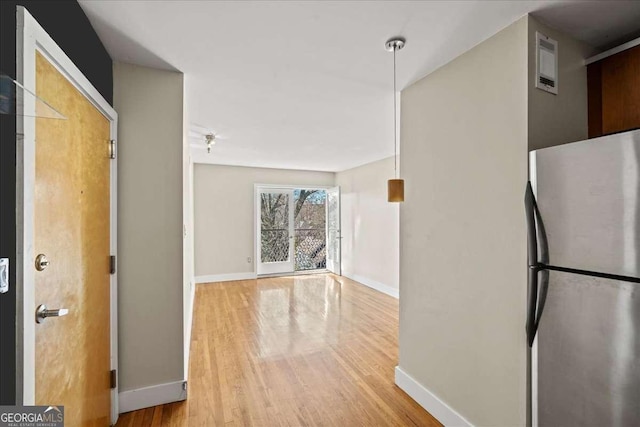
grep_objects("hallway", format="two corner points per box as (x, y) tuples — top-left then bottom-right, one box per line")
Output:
(116, 274), (439, 426)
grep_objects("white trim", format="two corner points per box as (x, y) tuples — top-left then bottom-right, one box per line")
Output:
(15, 7), (33, 405)
(108, 82), (119, 427)
(118, 381), (187, 414)
(585, 37), (640, 65)
(395, 366), (473, 427)
(16, 6), (119, 423)
(344, 273), (399, 299)
(326, 186), (341, 275)
(253, 183), (334, 191)
(195, 272), (258, 283)
(254, 184), (258, 279)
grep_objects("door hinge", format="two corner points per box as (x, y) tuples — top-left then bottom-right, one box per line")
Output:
(109, 255), (116, 275)
(110, 369), (117, 389)
(109, 140), (116, 159)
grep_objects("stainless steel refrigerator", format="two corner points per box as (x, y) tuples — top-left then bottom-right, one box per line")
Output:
(525, 129), (640, 427)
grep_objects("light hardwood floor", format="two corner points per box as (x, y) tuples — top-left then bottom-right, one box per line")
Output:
(116, 274), (440, 426)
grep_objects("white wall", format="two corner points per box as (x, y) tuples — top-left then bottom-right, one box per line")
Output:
(335, 156), (399, 297)
(194, 164), (334, 280)
(398, 17), (529, 426)
(114, 63), (185, 403)
(528, 16), (596, 150)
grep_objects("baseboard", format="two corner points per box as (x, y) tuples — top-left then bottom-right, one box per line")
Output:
(258, 269), (328, 279)
(195, 272), (257, 284)
(395, 366), (473, 427)
(345, 273), (399, 299)
(119, 380), (187, 414)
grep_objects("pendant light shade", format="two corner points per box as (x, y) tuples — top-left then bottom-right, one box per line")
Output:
(385, 37), (405, 203)
(388, 179), (404, 202)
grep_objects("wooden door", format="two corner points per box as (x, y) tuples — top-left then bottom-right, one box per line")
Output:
(601, 45), (640, 135)
(34, 51), (111, 426)
(587, 45), (640, 138)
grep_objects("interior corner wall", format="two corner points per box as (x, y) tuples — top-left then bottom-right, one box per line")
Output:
(193, 164), (334, 280)
(398, 16), (529, 426)
(527, 15), (596, 151)
(335, 157), (399, 297)
(114, 62), (185, 397)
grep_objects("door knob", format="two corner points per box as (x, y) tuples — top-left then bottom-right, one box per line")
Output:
(36, 304), (69, 323)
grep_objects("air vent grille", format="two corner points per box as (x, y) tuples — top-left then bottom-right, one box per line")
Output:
(539, 76), (555, 87)
(539, 39), (555, 51)
(535, 32), (558, 95)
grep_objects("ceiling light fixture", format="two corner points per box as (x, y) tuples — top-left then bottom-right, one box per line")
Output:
(385, 37), (405, 203)
(205, 133), (216, 153)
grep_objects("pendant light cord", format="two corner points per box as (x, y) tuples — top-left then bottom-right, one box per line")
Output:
(393, 46), (397, 179)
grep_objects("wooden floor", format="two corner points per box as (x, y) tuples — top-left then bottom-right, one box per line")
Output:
(116, 274), (440, 426)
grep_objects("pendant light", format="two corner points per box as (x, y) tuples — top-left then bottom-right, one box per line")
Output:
(386, 37), (405, 202)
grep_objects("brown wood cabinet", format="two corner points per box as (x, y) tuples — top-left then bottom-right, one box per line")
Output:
(588, 45), (640, 138)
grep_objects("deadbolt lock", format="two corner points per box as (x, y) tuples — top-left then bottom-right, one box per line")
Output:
(35, 254), (49, 271)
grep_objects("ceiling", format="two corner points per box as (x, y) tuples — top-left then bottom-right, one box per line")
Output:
(78, 0), (640, 172)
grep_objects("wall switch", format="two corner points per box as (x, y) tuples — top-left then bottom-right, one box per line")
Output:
(0, 258), (8, 294)
(247, 257), (252, 264)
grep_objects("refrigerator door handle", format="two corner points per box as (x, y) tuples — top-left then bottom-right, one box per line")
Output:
(525, 182), (538, 266)
(525, 181), (550, 347)
(526, 267), (549, 347)
(525, 182), (539, 346)
(534, 269), (549, 333)
(527, 266), (540, 347)
(525, 182), (549, 264)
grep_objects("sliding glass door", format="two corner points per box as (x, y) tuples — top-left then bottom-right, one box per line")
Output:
(256, 186), (335, 276)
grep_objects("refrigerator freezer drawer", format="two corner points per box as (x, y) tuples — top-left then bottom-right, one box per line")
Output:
(535, 270), (640, 427)
(530, 129), (640, 278)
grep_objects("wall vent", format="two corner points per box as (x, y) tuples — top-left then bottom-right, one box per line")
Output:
(535, 32), (558, 95)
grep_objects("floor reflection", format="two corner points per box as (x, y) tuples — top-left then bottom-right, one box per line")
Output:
(256, 274), (343, 358)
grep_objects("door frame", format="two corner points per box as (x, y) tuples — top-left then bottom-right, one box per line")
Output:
(15, 7), (119, 424)
(325, 186), (342, 276)
(253, 184), (333, 277)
